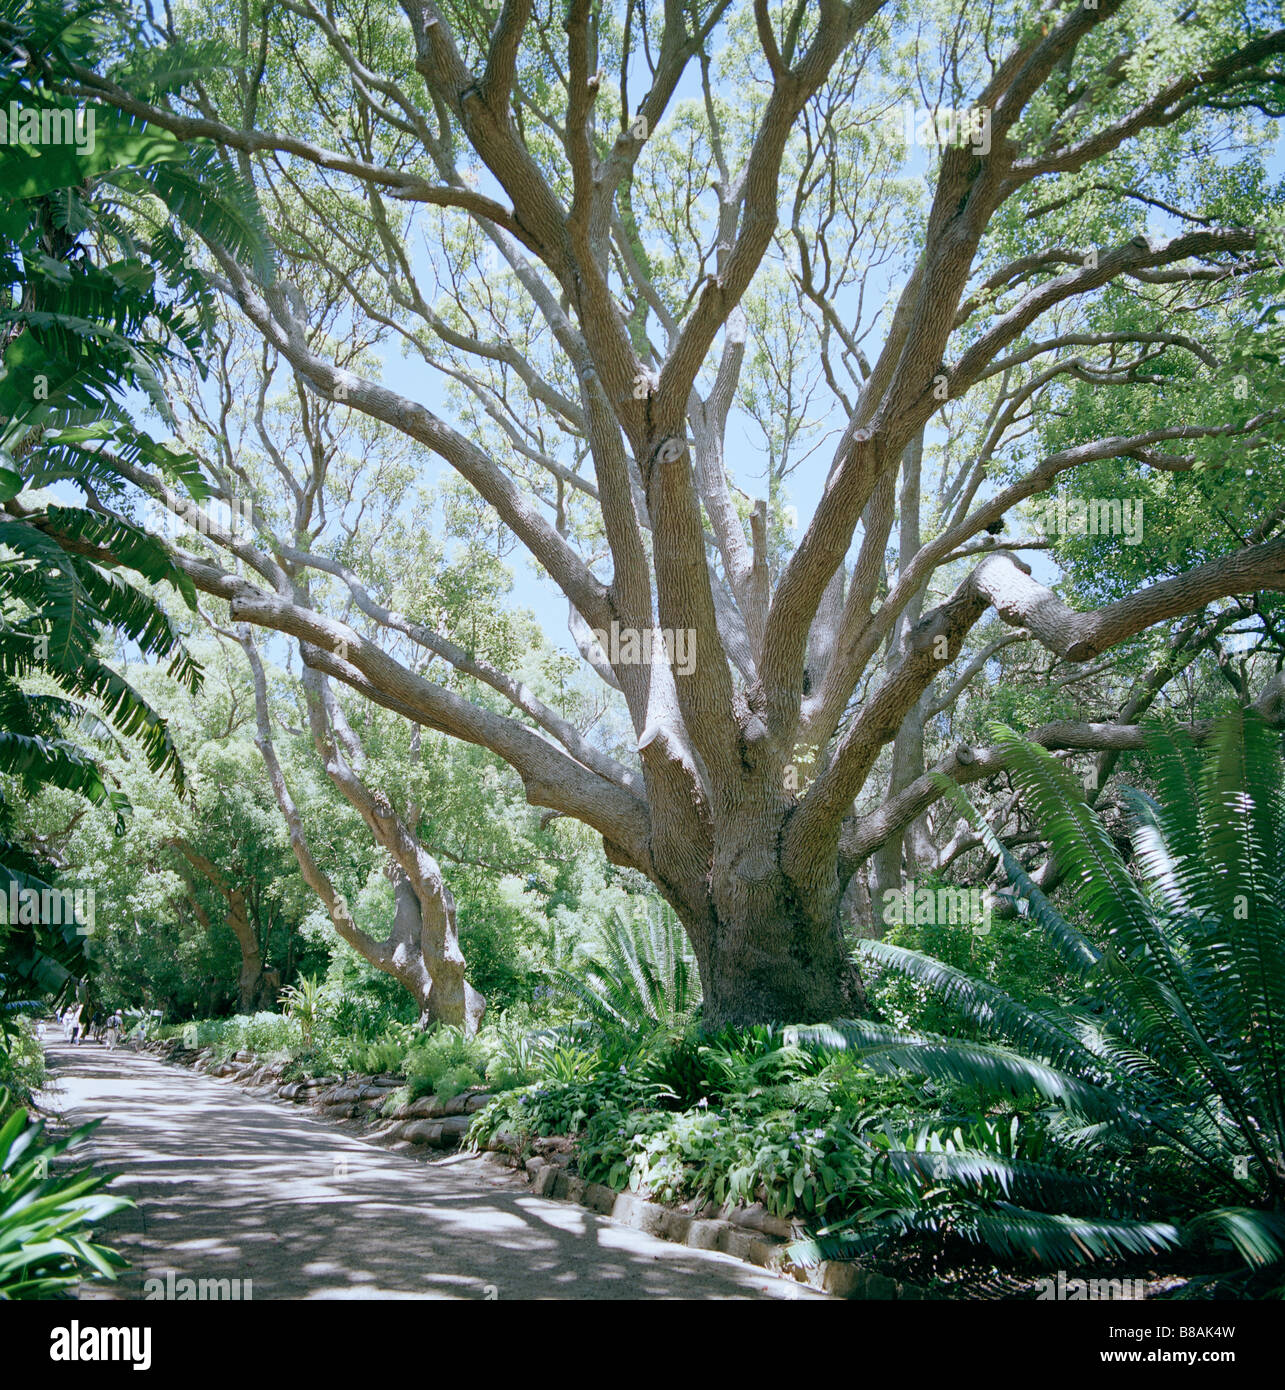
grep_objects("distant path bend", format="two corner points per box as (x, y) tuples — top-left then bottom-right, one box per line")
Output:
(36, 1036), (820, 1301)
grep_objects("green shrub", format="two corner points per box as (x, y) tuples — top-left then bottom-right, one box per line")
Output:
(316, 949), (415, 1041)
(479, 1013), (543, 1091)
(467, 1070), (672, 1152)
(555, 899), (699, 1035)
(380, 1085), (413, 1117)
(581, 1103), (873, 1219)
(474, 1063), (892, 1222)
(238, 1012), (301, 1057)
(465, 1013), (959, 1233)
(403, 1026), (488, 1099)
(0, 1020), (45, 1120)
(278, 975), (321, 1045)
(433, 1064), (485, 1101)
(168, 1012), (302, 1060)
(279, 1040), (350, 1081)
(345, 1023), (415, 1076)
(870, 905), (1070, 1039)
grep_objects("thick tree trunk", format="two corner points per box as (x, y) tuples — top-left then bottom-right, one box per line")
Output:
(696, 899), (863, 1027)
(677, 799), (867, 1028)
(389, 871), (485, 1033)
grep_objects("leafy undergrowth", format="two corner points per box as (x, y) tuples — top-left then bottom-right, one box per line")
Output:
(157, 1008), (570, 1103)
(465, 1021), (1269, 1299)
(0, 1018), (45, 1123)
(470, 1025), (952, 1240)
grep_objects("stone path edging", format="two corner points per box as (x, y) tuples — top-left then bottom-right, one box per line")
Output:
(486, 1145), (923, 1300)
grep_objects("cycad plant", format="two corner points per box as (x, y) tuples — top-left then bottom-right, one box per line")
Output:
(793, 710), (1285, 1290)
(557, 898), (700, 1036)
(278, 975), (322, 1046)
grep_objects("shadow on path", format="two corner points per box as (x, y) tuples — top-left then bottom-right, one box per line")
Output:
(36, 1037), (821, 1301)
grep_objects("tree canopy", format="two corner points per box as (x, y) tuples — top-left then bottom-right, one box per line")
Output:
(8, 0), (1285, 1028)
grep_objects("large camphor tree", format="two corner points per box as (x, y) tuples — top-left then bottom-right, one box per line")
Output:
(58, 0), (1285, 1024)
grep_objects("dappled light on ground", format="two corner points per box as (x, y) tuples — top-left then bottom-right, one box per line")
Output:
(38, 1041), (817, 1301)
